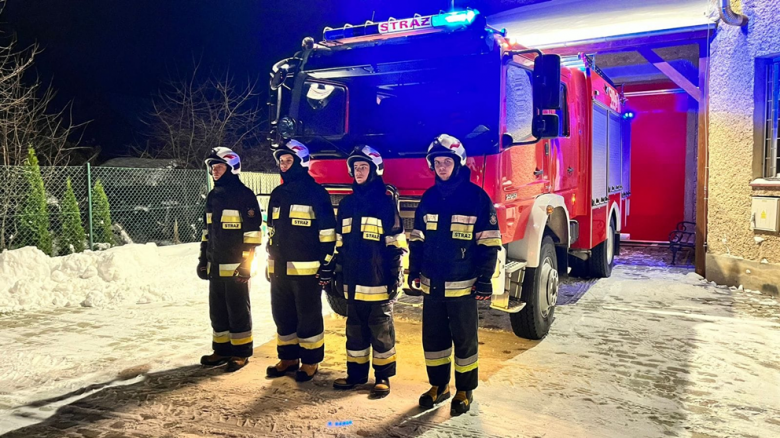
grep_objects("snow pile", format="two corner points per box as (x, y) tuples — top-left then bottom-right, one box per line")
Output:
(0, 243), (210, 313)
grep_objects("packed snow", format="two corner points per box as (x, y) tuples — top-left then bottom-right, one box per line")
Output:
(0, 242), (333, 434)
(0, 244), (208, 312)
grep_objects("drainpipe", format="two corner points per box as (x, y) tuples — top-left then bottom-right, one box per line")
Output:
(720, 0), (748, 27)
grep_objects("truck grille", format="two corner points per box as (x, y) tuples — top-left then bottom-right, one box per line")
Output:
(330, 193), (347, 208)
(399, 199), (420, 232)
(327, 189), (420, 232)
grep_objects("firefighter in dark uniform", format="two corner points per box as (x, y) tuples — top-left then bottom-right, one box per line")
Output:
(266, 140), (337, 382)
(330, 146), (406, 398)
(198, 147), (263, 372)
(406, 134), (501, 415)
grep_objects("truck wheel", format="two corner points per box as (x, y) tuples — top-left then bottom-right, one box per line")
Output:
(589, 219), (616, 278)
(511, 235), (558, 340)
(326, 279), (348, 317)
(325, 292), (348, 317)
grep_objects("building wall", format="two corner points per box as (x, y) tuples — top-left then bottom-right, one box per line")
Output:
(707, 0), (780, 294)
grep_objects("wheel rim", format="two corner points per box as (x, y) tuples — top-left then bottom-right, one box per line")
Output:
(606, 224), (615, 264)
(538, 256), (559, 319)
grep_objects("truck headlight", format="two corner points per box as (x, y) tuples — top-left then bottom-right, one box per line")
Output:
(278, 117), (296, 138)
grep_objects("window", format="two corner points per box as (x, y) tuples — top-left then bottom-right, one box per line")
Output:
(505, 64), (535, 142)
(559, 83), (570, 137)
(764, 58), (780, 178)
(298, 81), (347, 138)
(300, 54), (499, 157)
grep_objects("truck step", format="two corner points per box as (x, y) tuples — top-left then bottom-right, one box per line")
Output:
(490, 300), (527, 314)
(505, 260), (527, 274)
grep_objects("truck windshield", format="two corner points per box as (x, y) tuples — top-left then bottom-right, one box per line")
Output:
(293, 55), (500, 158)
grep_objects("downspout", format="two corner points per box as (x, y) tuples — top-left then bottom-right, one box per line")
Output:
(720, 0), (748, 27)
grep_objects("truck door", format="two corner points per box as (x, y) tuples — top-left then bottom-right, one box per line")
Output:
(501, 62), (546, 204)
(549, 77), (576, 195)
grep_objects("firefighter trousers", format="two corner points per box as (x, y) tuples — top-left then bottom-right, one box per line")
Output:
(422, 296), (478, 391)
(345, 301), (396, 381)
(209, 279), (253, 358)
(270, 275), (324, 365)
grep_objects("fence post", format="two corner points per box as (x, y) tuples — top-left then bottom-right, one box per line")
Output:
(86, 162), (94, 250)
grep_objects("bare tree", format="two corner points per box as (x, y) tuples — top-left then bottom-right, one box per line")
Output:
(140, 63), (271, 170)
(0, 43), (87, 167)
(0, 1), (90, 250)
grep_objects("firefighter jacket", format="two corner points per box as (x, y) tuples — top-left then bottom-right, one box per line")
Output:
(409, 167), (501, 299)
(332, 176), (406, 303)
(267, 167), (337, 278)
(199, 173), (263, 278)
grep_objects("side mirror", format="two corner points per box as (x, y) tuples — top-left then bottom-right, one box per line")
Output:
(533, 54), (561, 111)
(532, 114), (559, 139)
(501, 133), (514, 147)
(270, 64), (290, 91)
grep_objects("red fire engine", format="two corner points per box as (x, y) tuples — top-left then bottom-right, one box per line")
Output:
(268, 9), (631, 340)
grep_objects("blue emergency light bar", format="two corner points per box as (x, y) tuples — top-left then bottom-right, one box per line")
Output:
(431, 10), (477, 26)
(323, 9), (480, 42)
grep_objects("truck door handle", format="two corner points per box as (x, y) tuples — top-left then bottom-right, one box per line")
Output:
(534, 169), (544, 176)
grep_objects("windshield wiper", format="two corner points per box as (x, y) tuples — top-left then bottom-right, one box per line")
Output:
(307, 134), (353, 157)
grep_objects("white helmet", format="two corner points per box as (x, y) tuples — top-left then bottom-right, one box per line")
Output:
(426, 134), (467, 170)
(273, 139), (311, 168)
(347, 145), (384, 177)
(204, 147), (241, 175)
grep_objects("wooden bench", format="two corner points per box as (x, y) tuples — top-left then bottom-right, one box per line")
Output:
(668, 221), (695, 265)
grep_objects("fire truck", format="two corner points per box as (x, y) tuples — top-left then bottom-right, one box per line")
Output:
(267, 9), (631, 340)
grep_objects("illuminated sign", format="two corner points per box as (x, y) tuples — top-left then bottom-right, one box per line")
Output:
(323, 10), (480, 42)
(379, 16), (433, 34)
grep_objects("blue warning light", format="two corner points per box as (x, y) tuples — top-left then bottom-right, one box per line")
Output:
(431, 10), (478, 27)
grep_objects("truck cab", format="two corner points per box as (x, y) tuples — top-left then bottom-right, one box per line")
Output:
(268, 9), (629, 340)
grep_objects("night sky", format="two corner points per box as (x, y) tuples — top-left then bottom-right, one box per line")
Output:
(1, 0), (537, 160)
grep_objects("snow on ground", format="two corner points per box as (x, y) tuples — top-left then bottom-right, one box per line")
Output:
(0, 243), (206, 312)
(0, 243), (332, 434)
(3, 255), (778, 438)
(2, 244), (779, 437)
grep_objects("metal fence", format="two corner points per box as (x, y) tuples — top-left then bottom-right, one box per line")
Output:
(0, 165), (280, 256)
(238, 171), (280, 213)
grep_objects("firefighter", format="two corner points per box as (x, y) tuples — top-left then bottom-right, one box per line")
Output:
(330, 146), (406, 398)
(198, 147), (263, 373)
(406, 134), (501, 415)
(265, 140), (337, 382)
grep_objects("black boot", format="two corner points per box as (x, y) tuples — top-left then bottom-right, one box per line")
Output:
(419, 385), (451, 409)
(370, 378), (390, 399)
(450, 390), (473, 416)
(266, 360), (299, 378)
(333, 376), (368, 390)
(200, 353), (230, 367)
(295, 363), (318, 382)
(226, 357), (249, 373)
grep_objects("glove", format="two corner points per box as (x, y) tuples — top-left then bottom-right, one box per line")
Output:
(388, 283), (398, 301)
(234, 265), (251, 284)
(473, 277), (492, 301)
(196, 262), (208, 280)
(405, 275), (422, 297)
(317, 266), (333, 287)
